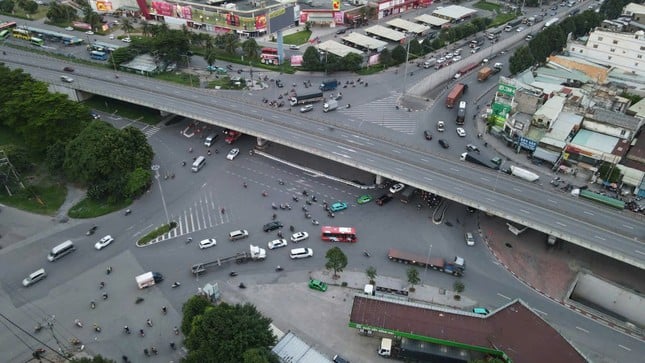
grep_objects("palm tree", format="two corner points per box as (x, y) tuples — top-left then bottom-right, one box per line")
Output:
(140, 20), (150, 37)
(120, 18), (134, 35)
(223, 33), (238, 55)
(241, 38), (259, 60)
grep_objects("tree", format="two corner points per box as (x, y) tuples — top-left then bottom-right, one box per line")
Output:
(302, 46), (322, 70)
(242, 347), (280, 363)
(509, 45), (534, 74)
(343, 53), (363, 71)
(120, 18), (135, 35)
(242, 38), (260, 60)
(366, 266), (377, 284)
(21, 0), (38, 14)
(379, 48), (392, 67)
(183, 301), (277, 363)
(181, 295), (211, 335)
(325, 246), (347, 279)
(406, 267), (420, 289)
(391, 44), (407, 65)
(0, 0), (15, 13)
(453, 281), (465, 293)
(46, 3), (77, 24)
(222, 33), (239, 55)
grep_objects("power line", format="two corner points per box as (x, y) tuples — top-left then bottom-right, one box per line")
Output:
(0, 312), (68, 361)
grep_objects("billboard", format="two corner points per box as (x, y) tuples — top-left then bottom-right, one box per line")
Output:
(255, 15), (267, 31)
(497, 83), (516, 97)
(151, 2), (192, 20)
(332, 0), (340, 11)
(268, 6), (294, 33)
(95, 1), (113, 11)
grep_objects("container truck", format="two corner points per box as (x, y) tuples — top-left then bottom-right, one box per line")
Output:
(191, 245), (266, 275)
(460, 152), (500, 170)
(478, 66), (493, 81)
(135, 272), (164, 289)
(508, 165), (540, 182)
(445, 83), (467, 108)
(289, 92), (324, 106)
(323, 99), (338, 112)
(387, 248), (465, 276)
(319, 79), (338, 91)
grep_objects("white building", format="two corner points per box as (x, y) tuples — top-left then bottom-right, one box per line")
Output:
(567, 29), (645, 76)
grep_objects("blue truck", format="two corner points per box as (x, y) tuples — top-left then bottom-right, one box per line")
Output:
(319, 79), (338, 91)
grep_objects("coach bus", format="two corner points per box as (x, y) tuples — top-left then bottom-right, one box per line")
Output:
(90, 50), (108, 61)
(321, 226), (357, 243)
(30, 37), (44, 46)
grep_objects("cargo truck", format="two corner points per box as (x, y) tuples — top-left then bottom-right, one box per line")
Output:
(478, 66), (493, 81)
(289, 92), (324, 106)
(508, 165), (540, 182)
(319, 79), (339, 91)
(387, 248), (465, 276)
(378, 338), (393, 356)
(191, 245), (266, 275)
(422, 58), (436, 68)
(399, 187), (415, 203)
(323, 99), (338, 112)
(460, 152), (500, 170)
(445, 83), (467, 108)
(136, 272), (164, 289)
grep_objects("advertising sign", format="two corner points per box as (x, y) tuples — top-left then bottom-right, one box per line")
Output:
(255, 15), (267, 30)
(332, 0), (340, 11)
(151, 2), (173, 16)
(72, 22), (92, 30)
(300, 12), (309, 23)
(497, 83), (516, 97)
(226, 13), (240, 26)
(151, 2), (192, 19)
(95, 1), (113, 11)
(333, 11), (343, 25)
(519, 136), (537, 151)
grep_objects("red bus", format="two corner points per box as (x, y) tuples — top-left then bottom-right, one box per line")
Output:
(260, 47), (280, 65)
(0, 21), (17, 32)
(321, 226), (357, 243)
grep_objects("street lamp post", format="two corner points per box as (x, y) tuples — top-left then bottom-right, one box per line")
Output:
(424, 244), (433, 283)
(402, 35), (412, 96)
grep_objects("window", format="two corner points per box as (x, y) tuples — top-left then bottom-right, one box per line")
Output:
(593, 44), (598, 48)
(608, 56), (612, 60)
(610, 48), (615, 52)
(640, 46), (645, 51)
(612, 40), (618, 44)
(598, 36), (603, 41)
(638, 54), (643, 59)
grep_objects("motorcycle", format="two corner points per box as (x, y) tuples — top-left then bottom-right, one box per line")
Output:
(304, 213), (311, 219)
(229, 271), (238, 277)
(312, 219), (319, 225)
(363, 250), (371, 258)
(146, 319), (153, 327)
(135, 297), (145, 304)
(124, 326), (131, 334)
(74, 319), (83, 328)
(87, 225), (97, 236)
(292, 196), (299, 202)
(139, 329), (145, 337)
(238, 282), (246, 289)
(275, 266), (283, 272)
(124, 209), (131, 216)
(90, 301), (96, 309)
(171, 281), (181, 288)
(271, 203), (278, 210)
(185, 237), (193, 244)
(170, 342), (177, 350)
(328, 211), (335, 218)
(34, 323), (43, 333)
(93, 324), (102, 333)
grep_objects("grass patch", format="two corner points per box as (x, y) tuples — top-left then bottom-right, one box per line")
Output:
(282, 30), (312, 45)
(83, 95), (163, 125)
(474, 1), (501, 12)
(490, 13), (517, 28)
(206, 77), (247, 90)
(138, 221), (177, 246)
(68, 197), (131, 219)
(356, 65), (387, 76)
(154, 71), (199, 87)
(0, 180), (67, 215)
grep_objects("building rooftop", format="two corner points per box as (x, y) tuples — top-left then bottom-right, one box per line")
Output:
(432, 5), (477, 20)
(587, 108), (641, 131)
(386, 18), (430, 35)
(271, 331), (331, 363)
(623, 2), (645, 16)
(534, 95), (566, 123)
(365, 25), (407, 42)
(317, 40), (364, 57)
(628, 98), (645, 118)
(571, 129), (620, 154)
(415, 14), (450, 27)
(341, 32), (388, 51)
(349, 296), (587, 363)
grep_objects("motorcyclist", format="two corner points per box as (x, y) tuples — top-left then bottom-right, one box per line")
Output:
(124, 325), (130, 334)
(162, 306), (167, 314)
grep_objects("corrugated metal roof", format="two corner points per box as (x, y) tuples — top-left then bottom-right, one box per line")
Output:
(571, 129), (619, 153)
(415, 14), (450, 26)
(432, 5), (477, 20)
(317, 40), (364, 57)
(365, 25), (406, 42)
(272, 331), (332, 363)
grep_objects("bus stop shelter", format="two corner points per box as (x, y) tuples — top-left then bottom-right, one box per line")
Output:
(341, 33), (388, 53)
(364, 25), (407, 43)
(386, 18), (431, 36)
(317, 40), (364, 57)
(415, 14), (450, 28)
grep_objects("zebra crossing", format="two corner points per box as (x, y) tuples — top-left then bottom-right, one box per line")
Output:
(150, 191), (230, 243)
(141, 124), (161, 138)
(338, 92), (424, 134)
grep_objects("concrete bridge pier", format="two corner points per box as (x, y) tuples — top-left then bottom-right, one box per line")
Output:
(256, 137), (269, 149)
(375, 175), (384, 186)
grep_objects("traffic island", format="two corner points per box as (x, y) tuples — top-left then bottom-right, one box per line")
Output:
(137, 221), (177, 246)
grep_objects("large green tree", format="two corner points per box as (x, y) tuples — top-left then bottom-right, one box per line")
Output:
(325, 246), (348, 278)
(302, 46), (322, 70)
(183, 298), (277, 363)
(242, 38), (260, 60)
(46, 2), (77, 24)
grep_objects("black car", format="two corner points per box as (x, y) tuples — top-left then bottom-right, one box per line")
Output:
(276, 79), (284, 88)
(439, 139), (449, 149)
(376, 194), (393, 206)
(263, 221), (283, 232)
(423, 130), (433, 140)
(336, 28), (347, 34)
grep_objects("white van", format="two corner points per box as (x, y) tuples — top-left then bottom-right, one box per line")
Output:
(204, 133), (218, 147)
(290, 247), (313, 259)
(47, 240), (76, 261)
(22, 268), (47, 287)
(191, 156), (206, 172)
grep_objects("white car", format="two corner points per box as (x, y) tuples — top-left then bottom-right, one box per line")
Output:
(300, 104), (313, 113)
(122, 37), (131, 43)
(290, 231), (309, 243)
(85, 30), (94, 35)
(465, 232), (475, 246)
(289, 44), (300, 50)
(199, 238), (217, 249)
(65, 26), (74, 31)
(389, 183), (405, 194)
(452, 55), (462, 62)
(226, 148), (240, 160)
(109, 34), (115, 40)
(445, 52), (453, 59)
(94, 235), (114, 250)
(437, 57), (446, 64)
(268, 238), (288, 250)
(456, 127), (466, 137)
(516, 27), (525, 32)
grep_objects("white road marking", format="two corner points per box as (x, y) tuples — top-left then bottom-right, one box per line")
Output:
(337, 146), (356, 153)
(635, 250), (645, 256)
(423, 177), (432, 181)
(450, 168), (459, 172)
(575, 326), (589, 334)
(583, 211), (594, 215)
(548, 199), (557, 203)
(420, 158), (429, 162)
(513, 187), (522, 192)
(594, 235), (606, 241)
(480, 177), (490, 182)
(556, 221), (566, 227)
(621, 224), (633, 230)
(497, 293), (511, 300)
(391, 149), (401, 154)
(332, 152), (351, 159)
(618, 344), (631, 351)
(519, 209), (529, 214)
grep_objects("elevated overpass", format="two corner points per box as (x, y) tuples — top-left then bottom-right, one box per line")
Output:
(3, 51), (644, 270)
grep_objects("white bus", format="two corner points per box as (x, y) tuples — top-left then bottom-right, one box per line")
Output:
(47, 240), (76, 261)
(191, 156), (206, 172)
(544, 18), (559, 28)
